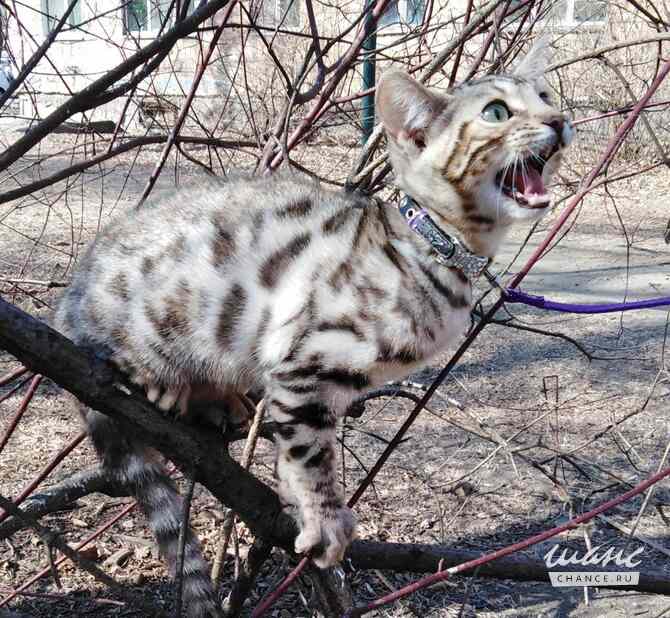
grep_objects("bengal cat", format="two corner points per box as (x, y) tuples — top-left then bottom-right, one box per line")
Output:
(55, 41), (573, 616)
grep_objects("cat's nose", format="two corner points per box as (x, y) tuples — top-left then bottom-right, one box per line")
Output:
(544, 118), (572, 147)
(545, 119), (564, 139)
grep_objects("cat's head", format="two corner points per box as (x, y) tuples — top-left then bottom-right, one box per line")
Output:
(377, 40), (574, 249)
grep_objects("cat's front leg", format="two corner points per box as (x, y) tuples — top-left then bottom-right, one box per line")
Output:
(266, 395), (356, 568)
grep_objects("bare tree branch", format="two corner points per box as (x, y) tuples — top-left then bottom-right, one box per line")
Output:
(0, 0), (79, 108)
(0, 136), (256, 206)
(0, 0), (234, 171)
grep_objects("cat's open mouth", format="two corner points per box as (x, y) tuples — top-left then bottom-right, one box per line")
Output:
(495, 148), (557, 209)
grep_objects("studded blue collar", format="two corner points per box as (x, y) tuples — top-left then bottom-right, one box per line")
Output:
(398, 195), (490, 281)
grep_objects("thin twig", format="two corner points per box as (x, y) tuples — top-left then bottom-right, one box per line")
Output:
(0, 500), (138, 608)
(175, 474), (196, 618)
(212, 400), (266, 587)
(0, 431), (87, 525)
(0, 374), (42, 455)
(0, 493), (137, 602)
(136, 0), (239, 207)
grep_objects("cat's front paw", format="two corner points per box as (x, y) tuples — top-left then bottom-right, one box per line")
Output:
(295, 506), (356, 568)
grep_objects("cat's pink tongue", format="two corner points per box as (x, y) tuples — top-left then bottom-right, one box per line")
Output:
(510, 165), (545, 198)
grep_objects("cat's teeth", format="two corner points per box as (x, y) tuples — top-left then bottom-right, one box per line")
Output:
(511, 190), (550, 209)
(525, 193), (550, 206)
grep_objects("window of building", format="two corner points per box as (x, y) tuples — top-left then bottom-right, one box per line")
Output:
(0, 5), (7, 50)
(502, 0), (528, 26)
(551, 0), (608, 28)
(124, 0), (172, 34)
(573, 0), (607, 24)
(257, 0), (300, 28)
(277, 0), (299, 27)
(41, 0), (81, 34)
(378, 1), (400, 27)
(405, 0), (425, 24)
(379, 0), (425, 28)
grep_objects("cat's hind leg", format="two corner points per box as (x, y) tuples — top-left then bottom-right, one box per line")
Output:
(77, 403), (220, 617)
(184, 384), (256, 431)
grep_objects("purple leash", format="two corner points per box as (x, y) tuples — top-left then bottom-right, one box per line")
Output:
(503, 288), (670, 314)
(395, 195), (670, 316)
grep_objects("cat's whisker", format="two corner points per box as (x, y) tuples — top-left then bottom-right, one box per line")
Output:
(495, 158), (514, 219)
(530, 151), (548, 169)
(520, 157), (529, 189)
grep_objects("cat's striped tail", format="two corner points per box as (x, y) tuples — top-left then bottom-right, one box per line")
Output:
(81, 406), (220, 617)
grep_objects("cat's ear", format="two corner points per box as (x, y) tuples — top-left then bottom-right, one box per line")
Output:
(376, 71), (445, 150)
(513, 36), (552, 81)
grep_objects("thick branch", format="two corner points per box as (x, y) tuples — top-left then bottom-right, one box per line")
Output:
(0, 136), (256, 206)
(0, 298), (297, 552)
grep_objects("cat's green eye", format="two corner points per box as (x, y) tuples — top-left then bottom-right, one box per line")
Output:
(481, 101), (511, 123)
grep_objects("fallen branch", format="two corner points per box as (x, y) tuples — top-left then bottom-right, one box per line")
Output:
(346, 463), (670, 616)
(0, 278), (69, 288)
(0, 466), (127, 540)
(346, 539), (670, 594)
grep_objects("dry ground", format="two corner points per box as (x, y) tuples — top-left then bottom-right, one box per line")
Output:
(0, 130), (669, 617)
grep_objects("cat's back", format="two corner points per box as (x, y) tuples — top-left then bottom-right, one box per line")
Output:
(55, 173), (361, 361)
